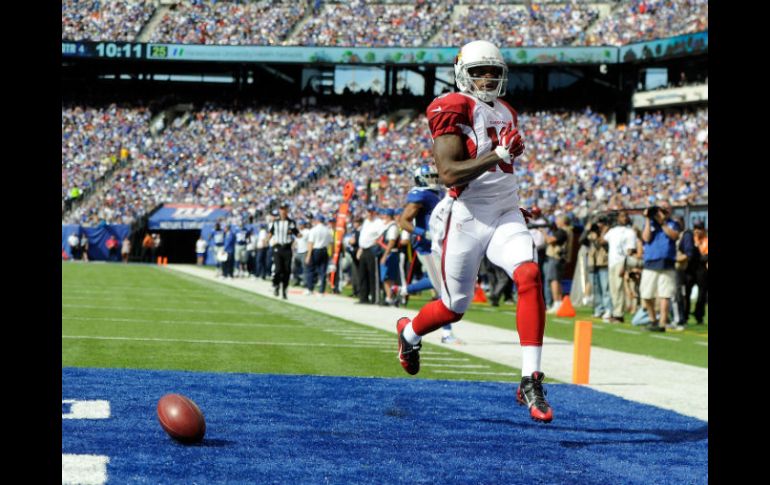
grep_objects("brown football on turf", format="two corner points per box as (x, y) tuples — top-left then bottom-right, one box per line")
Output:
(157, 393), (206, 443)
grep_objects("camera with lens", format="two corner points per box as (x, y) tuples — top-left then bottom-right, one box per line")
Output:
(644, 206), (661, 219)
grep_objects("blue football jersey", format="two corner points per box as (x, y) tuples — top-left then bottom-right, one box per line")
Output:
(406, 187), (442, 253)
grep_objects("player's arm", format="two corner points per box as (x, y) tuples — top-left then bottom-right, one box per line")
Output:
(397, 203), (422, 234)
(433, 134), (503, 187)
(380, 231), (398, 265)
(642, 217), (652, 243)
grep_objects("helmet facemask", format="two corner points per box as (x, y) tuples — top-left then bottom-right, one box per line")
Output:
(457, 63), (508, 103)
(414, 165), (440, 190)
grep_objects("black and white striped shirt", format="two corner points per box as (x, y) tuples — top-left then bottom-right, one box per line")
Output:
(269, 218), (299, 246)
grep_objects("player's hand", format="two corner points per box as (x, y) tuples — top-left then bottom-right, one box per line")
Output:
(494, 122), (525, 163)
(520, 208), (533, 223)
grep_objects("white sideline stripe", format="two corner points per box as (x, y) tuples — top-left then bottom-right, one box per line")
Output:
(421, 363), (490, 369)
(650, 335), (681, 342)
(62, 454), (109, 485)
(62, 335), (383, 349)
(552, 318), (572, 324)
(62, 316), (303, 329)
(613, 329), (641, 335)
(695, 341), (708, 346)
(432, 370), (518, 376)
(62, 304), (269, 315)
(62, 400), (110, 419)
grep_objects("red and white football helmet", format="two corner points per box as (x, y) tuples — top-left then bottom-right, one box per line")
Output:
(454, 40), (508, 103)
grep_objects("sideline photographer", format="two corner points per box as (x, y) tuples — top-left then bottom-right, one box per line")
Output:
(640, 202), (682, 332)
(580, 215), (611, 320)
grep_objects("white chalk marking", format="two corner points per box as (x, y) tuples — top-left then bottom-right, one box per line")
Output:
(62, 454), (109, 485)
(62, 400), (110, 420)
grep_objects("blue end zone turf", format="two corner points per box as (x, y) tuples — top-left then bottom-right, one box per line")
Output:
(63, 367), (707, 484)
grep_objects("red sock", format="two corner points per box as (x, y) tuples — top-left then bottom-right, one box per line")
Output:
(412, 299), (463, 336)
(513, 262), (545, 346)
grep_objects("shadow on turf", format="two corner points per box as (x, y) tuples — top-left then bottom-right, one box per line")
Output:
(475, 418), (708, 448)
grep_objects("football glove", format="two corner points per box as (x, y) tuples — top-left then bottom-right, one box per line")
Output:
(520, 207), (533, 224)
(494, 122), (525, 163)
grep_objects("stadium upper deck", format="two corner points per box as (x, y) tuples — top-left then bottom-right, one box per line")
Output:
(62, 0), (708, 48)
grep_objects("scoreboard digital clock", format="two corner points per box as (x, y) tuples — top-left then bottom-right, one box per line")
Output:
(62, 41), (145, 59)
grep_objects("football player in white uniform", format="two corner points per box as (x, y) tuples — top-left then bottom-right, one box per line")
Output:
(395, 40), (553, 423)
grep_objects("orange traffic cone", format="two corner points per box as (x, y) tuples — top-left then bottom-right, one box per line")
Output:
(473, 283), (488, 303)
(163, 257), (168, 266)
(556, 295), (576, 317)
(157, 256), (163, 265)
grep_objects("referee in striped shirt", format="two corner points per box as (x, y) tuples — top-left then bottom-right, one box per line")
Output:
(269, 203), (301, 299)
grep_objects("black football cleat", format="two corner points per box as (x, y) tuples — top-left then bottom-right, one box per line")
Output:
(516, 371), (554, 423)
(397, 317), (421, 375)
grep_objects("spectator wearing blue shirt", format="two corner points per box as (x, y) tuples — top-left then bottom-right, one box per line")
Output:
(640, 201), (681, 332)
(223, 225), (236, 278)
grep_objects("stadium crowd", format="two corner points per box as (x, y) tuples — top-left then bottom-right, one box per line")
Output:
(289, 0), (453, 47)
(430, 2), (600, 48)
(61, 0), (157, 42)
(62, 104), (152, 210)
(149, 0), (309, 45)
(62, 102), (707, 227)
(584, 0), (708, 46)
(62, 1), (707, 47)
(63, 104), (371, 226)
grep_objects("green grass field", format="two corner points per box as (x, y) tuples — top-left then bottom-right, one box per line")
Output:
(347, 285), (708, 368)
(62, 263), (522, 381)
(63, 262), (707, 384)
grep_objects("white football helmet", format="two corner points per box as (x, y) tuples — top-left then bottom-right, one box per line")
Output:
(454, 40), (508, 103)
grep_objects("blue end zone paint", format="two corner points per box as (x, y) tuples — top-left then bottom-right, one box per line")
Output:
(63, 367), (707, 484)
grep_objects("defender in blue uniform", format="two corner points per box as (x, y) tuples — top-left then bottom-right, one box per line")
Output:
(395, 165), (461, 344)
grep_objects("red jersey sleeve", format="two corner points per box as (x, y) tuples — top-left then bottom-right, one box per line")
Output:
(426, 93), (473, 139)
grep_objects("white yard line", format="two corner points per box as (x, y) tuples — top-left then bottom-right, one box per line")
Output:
(421, 363), (490, 369)
(424, 357), (470, 362)
(432, 370), (518, 376)
(162, 265), (708, 422)
(62, 316), (303, 329)
(322, 328), (381, 332)
(695, 341), (708, 346)
(62, 304), (269, 315)
(62, 335), (383, 349)
(649, 335), (681, 342)
(613, 329), (641, 335)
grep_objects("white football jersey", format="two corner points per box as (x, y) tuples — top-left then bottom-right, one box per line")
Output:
(426, 92), (520, 208)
